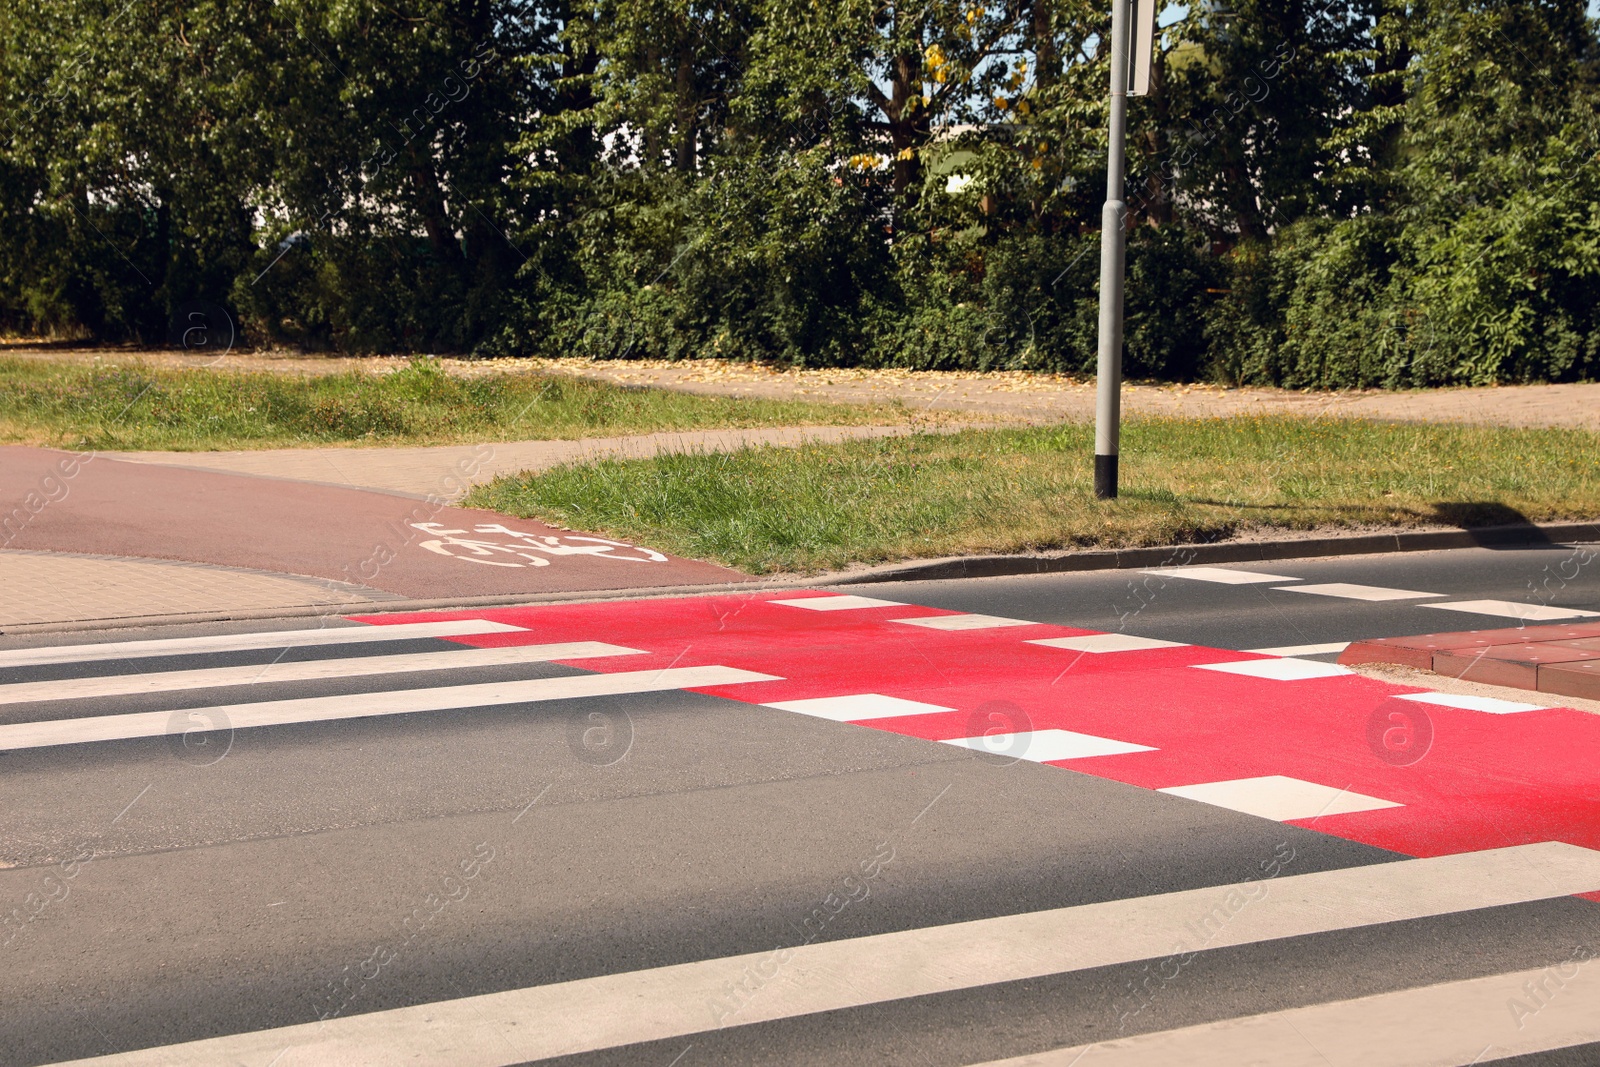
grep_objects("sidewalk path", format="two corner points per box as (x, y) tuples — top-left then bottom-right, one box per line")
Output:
(0, 446), (747, 630)
(106, 375), (1600, 504)
(549, 360), (1600, 430)
(0, 549), (402, 629)
(115, 423), (927, 500)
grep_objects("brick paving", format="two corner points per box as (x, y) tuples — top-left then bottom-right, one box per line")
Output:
(1342, 623), (1600, 701)
(0, 549), (399, 629)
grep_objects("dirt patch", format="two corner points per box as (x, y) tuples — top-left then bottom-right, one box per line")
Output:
(6, 343), (1600, 430)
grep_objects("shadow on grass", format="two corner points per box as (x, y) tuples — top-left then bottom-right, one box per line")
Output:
(1429, 501), (1542, 536)
(0, 338), (103, 351)
(1173, 496), (1403, 515)
(1168, 498), (1578, 539)
(1426, 501), (1600, 550)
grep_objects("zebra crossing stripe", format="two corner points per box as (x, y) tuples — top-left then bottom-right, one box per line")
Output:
(964, 958), (1600, 1065)
(0, 665), (778, 752)
(42, 843), (1600, 1067)
(0, 619), (527, 669)
(0, 642), (643, 705)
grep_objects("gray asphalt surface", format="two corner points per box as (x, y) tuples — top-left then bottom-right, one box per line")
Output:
(838, 542), (1600, 655)
(2, 543), (1598, 1066)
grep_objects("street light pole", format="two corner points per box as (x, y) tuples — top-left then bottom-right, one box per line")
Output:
(1094, 0), (1134, 500)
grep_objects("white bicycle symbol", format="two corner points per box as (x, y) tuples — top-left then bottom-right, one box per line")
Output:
(411, 523), (669, 568)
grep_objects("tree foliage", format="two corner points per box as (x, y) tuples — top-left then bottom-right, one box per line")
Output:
(0, 0), (1596, 385)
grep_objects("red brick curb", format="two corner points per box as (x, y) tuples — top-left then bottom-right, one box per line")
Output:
(1340, 623), (1600, 701)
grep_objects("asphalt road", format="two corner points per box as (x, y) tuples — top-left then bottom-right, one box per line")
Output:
(842, 541), (1600, 655)
(2, 543), (1598, 1067)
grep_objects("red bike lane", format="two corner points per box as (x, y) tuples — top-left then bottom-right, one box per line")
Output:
(359, 589), (1600, 901)
(0, 446), (746, 598)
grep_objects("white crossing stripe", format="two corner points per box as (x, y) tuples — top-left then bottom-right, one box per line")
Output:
(1193, 658), (1353, 681)
(1397, 691), (1550, 715)
(1141, 566), (1300, 585)
(46, 843), (1600, 1067)
(1029, 634), (1187, 653)
(964, 959), (1600, 1066)
(762, 693), (953, 721)
(1159, 775), (1402, 822)
(0, 665), (779, 752)
(0, 643), (644, 706)
(1276, 582), (1442, 601)
(942, 728), (1155, 762)
(1243, 641), (1349, 656)
(769, 595), (905, 611)
(0, 620), (527, 669)
(1422, 599), (1600, 621)
(892, 614), (1037, 630)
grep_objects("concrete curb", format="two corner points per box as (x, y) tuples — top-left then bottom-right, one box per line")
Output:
(5, 519), (1597, 638)
(0, 582), (772, 637)
(828, 520), (1600, 585)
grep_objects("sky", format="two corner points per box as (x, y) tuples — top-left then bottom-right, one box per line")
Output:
(1164, 1), (1600, 25)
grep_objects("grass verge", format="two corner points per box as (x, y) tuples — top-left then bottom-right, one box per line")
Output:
(0, 356), (903, 450)
(466, 416), (1600, 574)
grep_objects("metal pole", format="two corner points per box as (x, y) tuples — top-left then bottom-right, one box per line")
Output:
(1094, 0), (1131, 500)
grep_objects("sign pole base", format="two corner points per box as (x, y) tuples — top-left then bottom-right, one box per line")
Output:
(1094, 454), (1118, 500)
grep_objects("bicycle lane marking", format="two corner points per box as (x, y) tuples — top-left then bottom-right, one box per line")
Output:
(409, 522), (670, 569)
(351, 592), (1600, 894)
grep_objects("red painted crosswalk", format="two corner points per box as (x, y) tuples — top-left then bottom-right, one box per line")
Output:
(356, 590), (1600, 899)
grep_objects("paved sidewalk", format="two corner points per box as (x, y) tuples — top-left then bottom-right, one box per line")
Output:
(116, 423), (929, 499)
(1344, 621), (1600, 701)
(0, 549), (402, 629)
(0, 446), (749, 632)
(4, 426), (927, 631)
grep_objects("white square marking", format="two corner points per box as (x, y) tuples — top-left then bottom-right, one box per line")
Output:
(891, 614), (1037, 631)
(1193, 658), (1353, 681)
(942, 728), (1156, 762)
(1278, 583), (1441, 602)
(1421, 600), (1600, 621)
(1244, 641), (1351, 657)
(762, 694), (954, 721)
(1028, 634), (1188, 653)
(1160, 775), (1402, 822)
(1396, 692), (1549, 715)
(1141, 566), (1301, 585)
(769, 595), (906, 611)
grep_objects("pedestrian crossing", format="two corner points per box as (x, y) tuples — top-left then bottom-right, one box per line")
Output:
(376, 590), (1600, 873)
(1422, 598), (1600, 621)
(9, 593), (1596, 859)
(1143, 565), (1600, 619)
(971, 961), (1600, 1065)
(0, 665), (778, 752)
(45, 843), (1600, 1066)
(0, 618), (529, 668)
(7, 589), (1600, 1067)
(0, 642), (644, 704)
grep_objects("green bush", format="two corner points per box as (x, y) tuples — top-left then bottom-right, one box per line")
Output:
(1, 0), (1596, 388)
